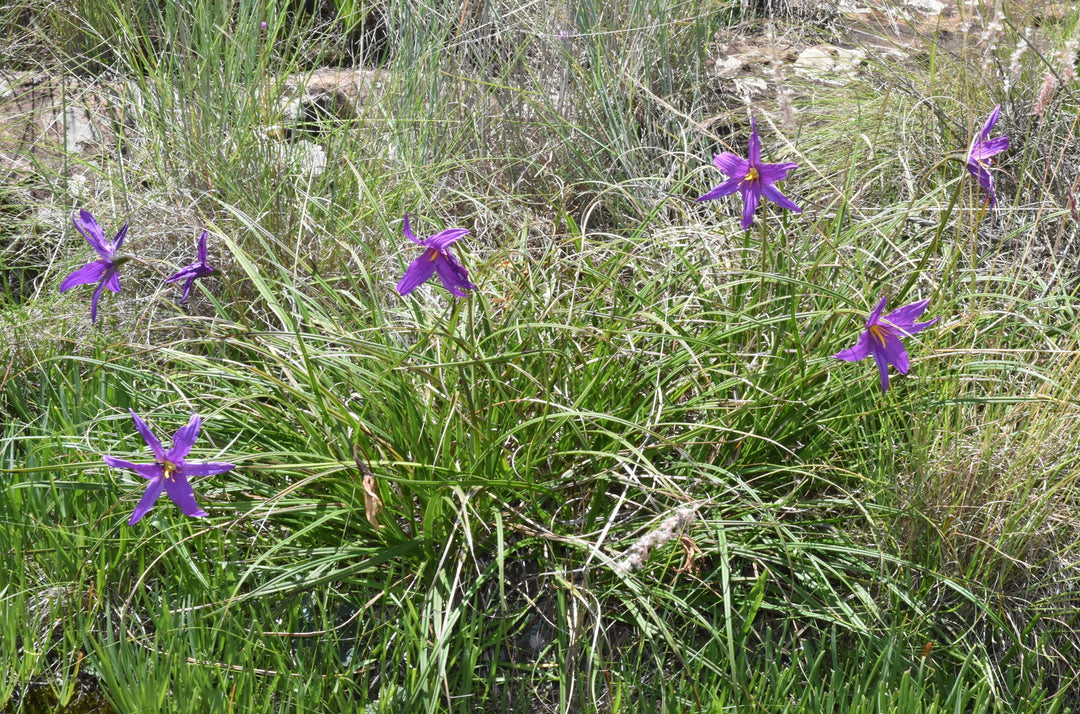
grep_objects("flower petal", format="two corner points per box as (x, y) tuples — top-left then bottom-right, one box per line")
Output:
(196, 230), (208, 262)
(696, 174), (743, 202)
(739, 184), (760, 230)
(712, 152), (748, 178)
(111, 223), (129, 253)
(103, 456), (162, 480)
(130, 410), (167, 461)
(165, 265), (198, 284)
(168, 414), (201, 462)
(128, 476), (165, 525)
(760, 181), (802, 214)
(59, 261), (108, 293)
(747, 118), (761, 165)
(882, 299), (930, 328)
(433, 254), (476, 297)
(880, 332), (910, 374)
(102, 266), (121, 294)
(907, 317), (940, 335)
(163, 473), (208, 518)
(979, 105), (1000, 142)
(402, 214), (422, 245)
(756, 162), (798, 185)
(179, 276), (197, 303)
(976, 136), (1009, 158)
(866, 297), (889, 327)
(834, 331), (872, 362)
(872, 349), (890, 393)
(90, 277), (110, 324)
(966, 161), (996, 204)
(73, 209), (109, 257)
(182, 461), (236, 478)
(397, 252), (438, 295)
(425, 228), (470, 252)
(173, 264), (214, 303)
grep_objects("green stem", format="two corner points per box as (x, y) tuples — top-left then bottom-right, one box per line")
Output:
(898, 178), (963, 305)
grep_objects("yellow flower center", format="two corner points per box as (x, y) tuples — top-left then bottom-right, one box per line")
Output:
(160, 460), (179, 480)
(428, 248), (439, 261)
(743, 167), (760, 184)
(867, 323), (890, 347)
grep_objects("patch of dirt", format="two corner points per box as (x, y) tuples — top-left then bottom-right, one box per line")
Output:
(0, 68), (397, 184)
(0, 72), (121, 179)
(2, 0), (1068, 188)
(705, 0), (1072, 105)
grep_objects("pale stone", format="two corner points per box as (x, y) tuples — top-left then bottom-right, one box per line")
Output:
(60, 106), (100, 153)
(794, 44), (866, 81)
(903, 0), (945, 14)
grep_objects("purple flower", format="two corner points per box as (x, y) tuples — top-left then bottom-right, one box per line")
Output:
(696, 118), (801, 229)
(396, 214), (476, 297)
(834, 297), (939, 393)
(165, 230), (216, 303)
(966, 105), (1010, 206)
(59, 209), (129, 324)
(103, 410), (235, 525)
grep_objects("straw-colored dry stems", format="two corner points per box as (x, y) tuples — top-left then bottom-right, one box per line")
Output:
(613, 505), (698, 573)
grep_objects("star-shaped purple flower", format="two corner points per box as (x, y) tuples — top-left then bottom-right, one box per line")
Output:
(59, 209), (129, 324)
(396, 214), (476, 297)
(103, 410), (235, 525)
(966, 105), (1010, 206)
(165, 230), (216, 303)
(834, 297), (939, 393)
(696, 118), (801, 229)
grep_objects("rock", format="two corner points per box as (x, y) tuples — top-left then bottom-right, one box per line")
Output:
(61, 105), (100, 153)
(0, 72), (117, 175)
(708, 38), (801, 100)
(793, 44), (866, 81)
(282, 68), (393, 121)
(903, 0), (945, 14)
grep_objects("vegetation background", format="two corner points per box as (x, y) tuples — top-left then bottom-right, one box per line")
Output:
(1, 0), (1079, 711)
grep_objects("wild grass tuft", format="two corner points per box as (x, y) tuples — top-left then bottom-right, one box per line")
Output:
(1, 0), (1080, 711)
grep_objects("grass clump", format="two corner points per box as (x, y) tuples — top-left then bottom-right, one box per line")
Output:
(1, 0), (1080, 711)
